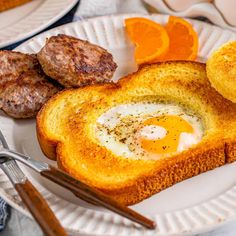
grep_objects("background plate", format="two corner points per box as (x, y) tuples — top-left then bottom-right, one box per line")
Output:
(0, 0), (78, 48)
(1, 14), (236, 236)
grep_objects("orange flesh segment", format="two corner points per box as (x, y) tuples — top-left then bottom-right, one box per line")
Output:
(154, 16), (198, 61)
(125, 17), (169, 64)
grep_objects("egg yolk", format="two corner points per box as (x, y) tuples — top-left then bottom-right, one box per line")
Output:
(140, 115), (194, 154)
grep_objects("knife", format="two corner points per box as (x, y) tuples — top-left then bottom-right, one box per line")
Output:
(0, 130), (155, 229)
(0, 132), (67, 236)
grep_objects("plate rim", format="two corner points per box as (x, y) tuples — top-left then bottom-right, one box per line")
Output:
(1, 13), (236, 236)
(0, 0), (78, 48)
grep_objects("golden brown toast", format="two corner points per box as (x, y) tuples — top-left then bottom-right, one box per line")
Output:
(206, 41), (236, 103)
(0, 0), (31, 12)
(36, 61), (236, 205)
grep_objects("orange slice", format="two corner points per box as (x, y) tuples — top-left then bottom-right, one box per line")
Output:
(125, 17), (169, 65)
(154, 16), (198, 61)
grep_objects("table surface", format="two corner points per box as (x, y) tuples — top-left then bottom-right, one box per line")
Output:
(1, 1), (236, 235)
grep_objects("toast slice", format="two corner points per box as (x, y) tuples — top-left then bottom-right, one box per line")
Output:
(0, 0), (31, 12)
(36, 61), (236, 205)
(206, 41), (236, 103)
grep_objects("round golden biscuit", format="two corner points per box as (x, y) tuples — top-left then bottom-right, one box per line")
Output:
(206, 41), (236, 103)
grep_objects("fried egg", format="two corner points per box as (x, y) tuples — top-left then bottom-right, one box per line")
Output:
(96, 103), (203, 159)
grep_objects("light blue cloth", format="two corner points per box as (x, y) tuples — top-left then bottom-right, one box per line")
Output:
(0, 198), (10, 232)
(73, 14), (83, 22)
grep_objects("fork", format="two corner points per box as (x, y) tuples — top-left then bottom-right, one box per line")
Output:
(0, 129), (156, 229)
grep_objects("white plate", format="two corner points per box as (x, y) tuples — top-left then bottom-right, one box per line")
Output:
(1, 14), (236, 236)
(0, 0), (78, 48)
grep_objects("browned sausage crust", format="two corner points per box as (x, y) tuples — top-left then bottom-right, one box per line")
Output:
(0, 51), (61, 118)
(37, 34), (117, 88)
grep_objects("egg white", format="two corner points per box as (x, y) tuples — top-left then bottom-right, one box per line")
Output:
(96, 103), (203, 159)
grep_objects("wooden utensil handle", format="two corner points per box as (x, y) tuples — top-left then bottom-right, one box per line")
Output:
(41, 165), (156, 229)
(15, 179), (67, 236)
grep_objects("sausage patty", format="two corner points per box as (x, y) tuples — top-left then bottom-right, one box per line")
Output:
(37, 34), (117, 88)
(0, 51), (60, 118)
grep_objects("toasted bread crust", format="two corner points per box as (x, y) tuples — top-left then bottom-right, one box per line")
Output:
(57, 141), (225, 205)
(225, 141), (236, 163)
(37, 61), (236, 205)
(206, 41), (236, 103)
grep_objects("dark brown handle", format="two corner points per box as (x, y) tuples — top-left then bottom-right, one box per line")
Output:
(41, 166), (156, 230)
(15, 179), (67, 236)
